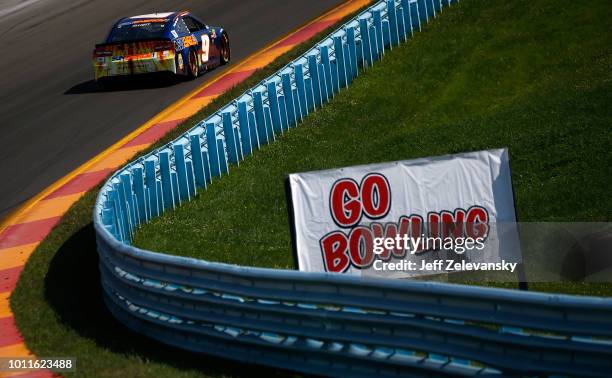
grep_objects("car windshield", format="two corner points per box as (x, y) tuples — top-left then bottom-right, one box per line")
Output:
(109, 21), (168, 42)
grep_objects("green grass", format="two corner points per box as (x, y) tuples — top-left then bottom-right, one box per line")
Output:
(132, 0), (612, 290)
(9, 5), (372, 376)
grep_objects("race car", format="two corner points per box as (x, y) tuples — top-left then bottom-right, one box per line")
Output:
(93, 11), (230, 81)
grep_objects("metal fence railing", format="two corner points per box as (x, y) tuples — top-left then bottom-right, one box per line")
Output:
(93, 0), (612, 376)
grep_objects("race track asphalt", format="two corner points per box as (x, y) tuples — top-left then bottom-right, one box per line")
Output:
(0, 0), (344, 220)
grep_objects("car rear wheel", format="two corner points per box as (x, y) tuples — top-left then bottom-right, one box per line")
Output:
(187, 48), (199, 79)
(220, 33), (230, 65)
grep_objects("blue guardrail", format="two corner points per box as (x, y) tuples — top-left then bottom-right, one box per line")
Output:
(94, 0), (612, 376)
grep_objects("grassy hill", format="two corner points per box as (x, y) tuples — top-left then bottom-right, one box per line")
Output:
(133, 0), (612, 284)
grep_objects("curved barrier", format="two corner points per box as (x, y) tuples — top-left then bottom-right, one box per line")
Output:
(94, 0), (612, 376)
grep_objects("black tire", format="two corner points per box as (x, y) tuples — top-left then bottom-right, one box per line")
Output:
(220, 32), (230, 65)
(186, 48), (199, 79)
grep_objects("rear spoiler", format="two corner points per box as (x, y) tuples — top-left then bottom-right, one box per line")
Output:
(95, 37), (172, 48)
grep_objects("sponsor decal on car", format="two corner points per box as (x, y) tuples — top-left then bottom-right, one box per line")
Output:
(182, 35), (198, 48)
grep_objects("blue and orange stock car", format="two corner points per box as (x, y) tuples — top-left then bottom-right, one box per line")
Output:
(93, 11), (230, 81)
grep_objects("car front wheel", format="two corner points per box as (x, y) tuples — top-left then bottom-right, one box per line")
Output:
(220, 33), (230, 65)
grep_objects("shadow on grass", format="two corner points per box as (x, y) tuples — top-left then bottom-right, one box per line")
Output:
(43, 223), (293, 377)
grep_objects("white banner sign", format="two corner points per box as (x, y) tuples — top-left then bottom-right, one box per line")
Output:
(287, 149), (521, 277)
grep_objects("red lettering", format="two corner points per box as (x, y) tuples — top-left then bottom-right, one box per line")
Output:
(361, 174), (391, 218)
(441, 209), (466, 239)
(330, 179), (362, 227)
(466, 206), (489, 238)
(320, 232), (350, 272)
(428, 212), (441, 238)
(349, 226), (375, 268)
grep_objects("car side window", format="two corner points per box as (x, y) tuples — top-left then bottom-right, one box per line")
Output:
(191, 17), (206, 31)
(174, 18), (190, 36)
(182, 16), (201, 33)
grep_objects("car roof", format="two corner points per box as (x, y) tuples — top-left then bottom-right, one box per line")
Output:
(129, 12), (177, 19)
(105, 11), (199, 43)
(116, 11), (191, 26)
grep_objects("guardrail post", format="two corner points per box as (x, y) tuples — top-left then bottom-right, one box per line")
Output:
(263, 106), (275, 140)
(108, 189), (124, 241)
(281, 73), (297, 127)
(185, 161), (196, 197)
(144, 159), (159, 218)
(173, 144), (190, 201)
(292, 89), (302, 123)
(356, 38), (363, 65)
(401, 0), (413, 37)
(222, 112), (239, 165)
(266, 82), (283, 134)
(387, 0), (399, 46)
(120, 174), (137, 229)
(373, 10), (384, 57)
(294, 64), (308, 117)
(411, 0), (421, 32)
(359, 18), (372, 67)
(369, 25), (379, 61)
(112, 189), (126, 241)
(333, 37), (347, 88)
(278, 95), (288, 131)
(342, 44), (353, 85)
(346, 27), (358, 77)
(158, 181), (167, 209)
(206, 123), (220, 178)
(431, 0), (442, 17)
(397, 7), (407, 42)
(189, 135), (207, 189)
(237, 101), (252, 157)
(130, 196), (139, 229)
(307, 55), (321, 108)
(427, 0), (436, 18)
(170, 172), (180, 205)
(118, 187), (130, 241)
(319, 46), (334, 99)
(132, 167), (147, 223)
(304, 78), (314, 111)
(418, 0), (428, 24)
(216, 139), (228, 175)
(247, 112), (259, 148)
(114, 182), (131, 241)
(330, 60), (339, 93)
(253, 91), (269, 145)
(201, 151), (211, 183)
(382, 20), (391, 49)
(233, 128), (243, 161)
(101, 206), (117, 238)
(158, 152), (175, 210)
(316, 64), (328, 103)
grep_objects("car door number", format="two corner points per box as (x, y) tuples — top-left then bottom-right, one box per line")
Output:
(201, 34), (210, 63)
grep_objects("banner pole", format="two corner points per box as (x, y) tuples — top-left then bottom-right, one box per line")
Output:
(285, 176), (300, 270)
(507, 151), (529, 291)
